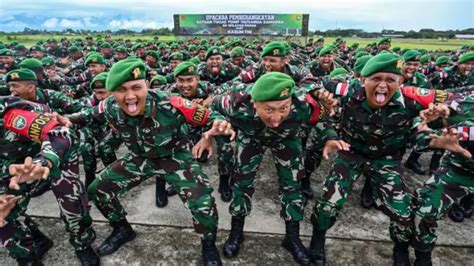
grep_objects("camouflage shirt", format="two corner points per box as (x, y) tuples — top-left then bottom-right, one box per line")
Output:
(198, 61), (241, 85)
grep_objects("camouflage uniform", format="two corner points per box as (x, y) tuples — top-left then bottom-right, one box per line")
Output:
(431, 65), (474, 91)
(0, 96), (95, 259)
(212, 84), (327, 221)
(235, 62), (312, 85)
(311, 81), (451, 244)
(197, 61), (241, 85)
(412, 94), (474, 252)
(69, 91), (223, 239)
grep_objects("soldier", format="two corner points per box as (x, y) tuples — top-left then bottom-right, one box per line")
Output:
(0, 49), (17, 72)
(229, 47), (254, 69)
(431, 52), (474, 90)
(0, 89), (99, 265)
(309, 53), (452, 265)
(307, 46), (347, 82)
(197, 46), (241, 86)
(411, 94), (473, 265)
(206, 72), (335, 265)
(377, 37), (392, 53)
(67, 58), (235, 265)
(29, 46), (46, 60)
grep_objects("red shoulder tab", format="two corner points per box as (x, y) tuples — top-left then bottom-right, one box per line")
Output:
(401, 86), (435, 108)
(334, 82), (350, 96)
(305, 93), (321, 125)
(170, 96), (210, 126)
(4, 109), (59, 143)
(242, 70), (255, 83)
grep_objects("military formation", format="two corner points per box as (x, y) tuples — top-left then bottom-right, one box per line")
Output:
(0, 34), (473, 266)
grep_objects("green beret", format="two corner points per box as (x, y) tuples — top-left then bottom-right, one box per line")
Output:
(316, 37), (324, 43)
(356, 51), (369, 58)
(188, 44), (197, 51)
(169, 52), (184, 61)
(377, 37), (392, 45)
(158, 43), (168, 49)
(198, 45), (208, 52)
(132, 43), (144, 51)
(458, 52), (474, 64)
(147, 51), (159, 60)
(260, 41), (287, 58)
(391, 47), (401, 52)
(106, 58), (146, 91)
(335, 37), (344, 44)
(351, 42), (360, 48)
(6, 68), (37, 82)
(205, 46), (223, 60)
(170, 43), (179, 49)
(41, 57), (55, 67)
(402, 50), (422, 62)
(353, 55), (372, 75)
(84, 46), (96, 52)
(15, 44), (25, 50)
(85, 52), (105, 66)
(115, 45), (128, 53)
(90, 72), (108, 90)
(435, 56), (450, 66)
(361, 53), (404, 77)
(419, 54), (431, 64)
(68, 46), (80, 53)
(330, 67), (349, 78)
(30, 45), (44, 52)
(230, 47), (244, 58)
(150, 75), (167, 86)
(174, 61), (197, 77)
(319, 46), (334, 57)
(19, 58), (43, 70)
(0, 49), (13, 56)
(189, 56), (201, 65)
(251, 72), (295, 102)
(0, 44), (5, 50)
(100, 42), (112, 49)
(200, 39), (208, 46)
(46, 38), (57, 43)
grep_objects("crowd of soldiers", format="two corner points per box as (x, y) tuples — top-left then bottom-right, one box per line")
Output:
(0, 33), (473, 266)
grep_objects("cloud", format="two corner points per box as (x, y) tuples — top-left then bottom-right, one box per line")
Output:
(108, 19), (172, 29)
(42, 18), (59, 28)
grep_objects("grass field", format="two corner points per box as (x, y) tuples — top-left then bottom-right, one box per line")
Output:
(1, 34), (473, 51)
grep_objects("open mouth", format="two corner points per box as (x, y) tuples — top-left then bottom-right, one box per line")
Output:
(374, 89), (388, 104)
(126, 100), (138, 113)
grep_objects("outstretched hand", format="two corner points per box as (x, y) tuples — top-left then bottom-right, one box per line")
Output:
(429, 128), (472, 159)
(202, 120), (236, 141)
(322, 140), (351, 160)
(8, 157), (51, 190)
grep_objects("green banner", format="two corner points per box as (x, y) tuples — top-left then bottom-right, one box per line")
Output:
(176, 14), (305, 36)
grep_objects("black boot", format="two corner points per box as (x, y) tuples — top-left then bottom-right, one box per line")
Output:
(31, 227), (53, 260)
(29, 180), (51, 198)
(414, 250), (432, 266)
(155, 179), (168, 208)
(309, 228), (326, 266)
(360, 177), (375, 209)
(218, 175), (232, 202)
(85, 171), (96, 190)
(301, 176), (314, 200)
(96, 219), (136, 256)
(223, 216), (245, 258)
(166, 185), (178, 197)
(201, 235), (222, 266)
(428, 151), (443, 176)
(17, 256), (44, 266)
(393, 242), (410, 266)
(447, 203), (464, 223)
(404, 151), (426, 175)
(460, 195), (473, 219)
(76, 246), (101, 266)
(281, 221), (311, 265)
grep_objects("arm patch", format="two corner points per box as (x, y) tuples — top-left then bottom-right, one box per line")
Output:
(170, 96), (210, 126)
(401, 86), (435, 108)
(305, 93), (322, 125)
(4, 109), (60, 143)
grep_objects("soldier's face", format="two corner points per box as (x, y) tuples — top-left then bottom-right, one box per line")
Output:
(0, 56), (14, 69)
(112, 79), (148, 116)
(116, 52), (128, 60)
(176, 76), (199, 98)
(262, 56), (286, 73)
(378, 43), (390, 51)
(101, 48), (112, 56)
(458, 61), (474, 76)
(207, 55), (223, 75)
(31, 51), (44, 59)
(199, 50), (206, 58)
(318, 54), (334, 70)
(146, 55), (157, 66)
(253, 98), (292, 128)
(403, 61), (421, 79)
(170, 60), (182, 70)
(362, 72), (402, 109)
(94, 88), (110, 101)
(232, 56), (244, 67)
(136, 48), (145, 57)
(87, 63), (106, 76)
(9, 81), (36, 100)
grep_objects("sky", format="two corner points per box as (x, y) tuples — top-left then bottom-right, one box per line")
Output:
(0, 0), (473, 32)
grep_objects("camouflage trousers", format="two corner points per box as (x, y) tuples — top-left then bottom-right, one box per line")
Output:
(229, 132), (305, 221)
(412, 160), (474, 252)
(215, 135), (234, 177)
(311, 151), (414, 244)
(87, 149), (218, 239)
(303, 127), (324, 178)
(0, 148), (95, 259)
(96, 130), (119, 167)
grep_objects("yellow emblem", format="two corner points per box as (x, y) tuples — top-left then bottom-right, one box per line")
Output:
(91, 58), (97, 63)
(396, 59), (404, 70)
(10, 72), (20, 80)
(188, 66), (194, 73)
(132, 67), (141, 79)
(273, 49), (280, 56)
(280, 88), (289, 97)
(213, 49), (218, 54)
(95, 81), (103, 87)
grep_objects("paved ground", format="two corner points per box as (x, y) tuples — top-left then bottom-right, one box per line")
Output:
(1, 149), (473, 265)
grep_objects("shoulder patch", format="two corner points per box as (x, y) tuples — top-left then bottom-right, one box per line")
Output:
(170, 96), (210, 126)
(4, 109), (60, 143)
(401, 86), (435, 108)
(305, 93), (322, 125)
